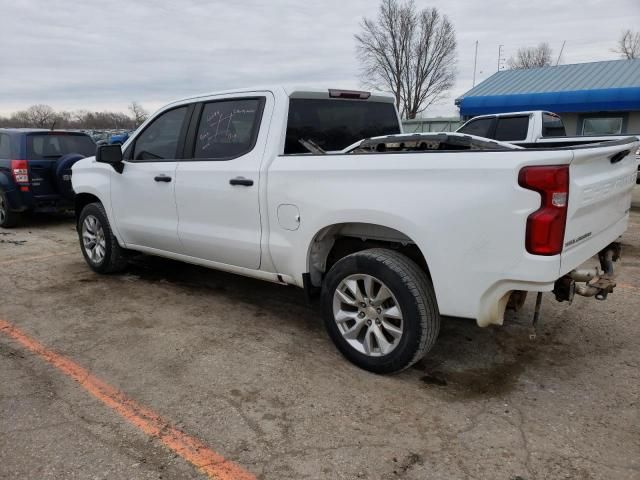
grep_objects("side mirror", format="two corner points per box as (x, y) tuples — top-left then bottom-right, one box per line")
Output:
(96, 144), (124, 172)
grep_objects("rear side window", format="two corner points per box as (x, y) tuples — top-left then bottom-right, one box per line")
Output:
(542, 113), (566, 137)
(193, 98), (263, 160)
(494, 116), (529, 141)
(285, 99), (400, 154)
(0, 134), (10, 158)
(26, 134), (96, 159)
(133, 107), (188, 161)
(458, 118), (494, 138)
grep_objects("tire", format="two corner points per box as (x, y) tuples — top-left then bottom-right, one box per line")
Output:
(54, 153), (85, 200)
(78, 202), (128, 274)
(0, 190), (20, 228)
(321, 248), (440, 374)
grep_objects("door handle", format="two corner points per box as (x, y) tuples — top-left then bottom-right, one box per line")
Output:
(154, 175), (172, 182)
(229, 177), (254, 187)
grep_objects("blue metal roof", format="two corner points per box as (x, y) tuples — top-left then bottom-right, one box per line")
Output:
(457, 59), (640, 116)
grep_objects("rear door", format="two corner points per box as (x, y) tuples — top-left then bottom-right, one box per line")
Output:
(174, 94), (271, 269)
(111, 105), (191, 253)
(561, 139), (639, 272)
(25, 133), (95, 197)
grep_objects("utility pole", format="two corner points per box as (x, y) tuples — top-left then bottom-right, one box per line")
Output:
(472, 40), (478, 87)
(497, 44), (504, 71)
(556, 40), (566, 66)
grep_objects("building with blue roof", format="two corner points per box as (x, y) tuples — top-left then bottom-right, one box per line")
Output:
(455, 59), (640, 135)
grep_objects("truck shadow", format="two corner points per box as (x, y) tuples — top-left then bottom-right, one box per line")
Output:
(121, 254), (595, 399)
(9, 211), (75, 229)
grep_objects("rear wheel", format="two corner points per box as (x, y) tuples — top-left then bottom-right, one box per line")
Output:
(0, 190), (20, 228)
(322, 248), (440, 374)
(78, 202), (128, 273)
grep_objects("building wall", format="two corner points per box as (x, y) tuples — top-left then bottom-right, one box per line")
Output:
(560, 111), (640, 135)
(627, 112), (640, 134)
(402, 118), (462, 133)
(560, 113), (579, 135)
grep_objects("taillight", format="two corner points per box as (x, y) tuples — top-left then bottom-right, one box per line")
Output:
(518, 165), (569, 256)
(11, 160), (29, 191)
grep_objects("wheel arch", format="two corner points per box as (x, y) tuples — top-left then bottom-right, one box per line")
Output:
(306, 222), (430, 288)
(74, 192), (102, 227)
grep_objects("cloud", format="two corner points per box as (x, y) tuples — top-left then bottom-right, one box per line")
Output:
(1, 0), (638, 117)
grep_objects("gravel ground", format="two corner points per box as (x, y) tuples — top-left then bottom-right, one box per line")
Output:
(1, 199), (639, 480)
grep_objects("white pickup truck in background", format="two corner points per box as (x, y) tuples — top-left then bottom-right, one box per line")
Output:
(72, 87), (639, 373)
(457, 110), (640, 182)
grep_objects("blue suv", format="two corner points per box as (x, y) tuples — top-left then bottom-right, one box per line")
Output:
(0, 129), (96, 227)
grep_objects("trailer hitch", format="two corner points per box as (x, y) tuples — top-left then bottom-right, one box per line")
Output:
(553, 242), (621, 303)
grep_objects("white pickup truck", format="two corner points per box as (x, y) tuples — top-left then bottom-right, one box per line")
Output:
(72, 87), (639, 373)
(456, 110), (640, 183)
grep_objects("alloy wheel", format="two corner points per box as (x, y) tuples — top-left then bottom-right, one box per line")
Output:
(332, 274), (404, 357)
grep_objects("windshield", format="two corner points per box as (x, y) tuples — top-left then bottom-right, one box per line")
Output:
(285, 98), (400, 154)
(27, 133), (96, 159)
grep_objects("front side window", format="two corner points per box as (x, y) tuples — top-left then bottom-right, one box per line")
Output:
(193, 98), (263, 160)
(581, 117), (623, 136)
(458, 117), (493, 138)
(494, 116), (529, 141)
(133, 107), (188, 161)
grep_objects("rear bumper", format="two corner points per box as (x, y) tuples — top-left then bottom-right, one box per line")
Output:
(475, 215), (629, 328)
(5, 189), (72, 213)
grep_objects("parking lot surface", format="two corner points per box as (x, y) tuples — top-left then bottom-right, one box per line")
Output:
(1, 196), (639, 480)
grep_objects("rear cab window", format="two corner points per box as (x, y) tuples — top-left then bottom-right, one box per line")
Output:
(457, 117), (494, 138)
(542, 113), (566, 137)
(26, 133), (96, 160)
(285, 98), (400, 154)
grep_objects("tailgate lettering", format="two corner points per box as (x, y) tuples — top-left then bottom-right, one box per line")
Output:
(565, 232), (592, 248)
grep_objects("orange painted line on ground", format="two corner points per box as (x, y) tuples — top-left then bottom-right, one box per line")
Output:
(618, 283), (639, 291)
(0, 319), (255, 480)
(0, 251), (76, 266)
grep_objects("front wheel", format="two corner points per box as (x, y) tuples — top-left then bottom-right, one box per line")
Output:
(78, 202), (128, 273)
(321, 248), (440, 374)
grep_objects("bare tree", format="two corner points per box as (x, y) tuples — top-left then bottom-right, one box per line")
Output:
(355, 0), (457, 119)
(613, 29), (640, 59)
(507, 43), (553, 69)
(128, 101), (149, 127)
(25, 104), (56, 128)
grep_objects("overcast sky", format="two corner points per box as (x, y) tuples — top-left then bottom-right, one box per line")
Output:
(1, 0), (638, 118)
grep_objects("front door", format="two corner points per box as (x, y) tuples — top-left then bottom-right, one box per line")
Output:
(175, 95), (270, 269)
(111, 106), (189, 253)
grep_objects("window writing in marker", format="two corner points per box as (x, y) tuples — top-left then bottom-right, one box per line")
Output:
(194, 100), (260, 159)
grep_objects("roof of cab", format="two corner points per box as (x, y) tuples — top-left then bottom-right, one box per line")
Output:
(162, 85), (396, 109)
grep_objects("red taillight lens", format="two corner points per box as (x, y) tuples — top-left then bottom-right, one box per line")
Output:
(11, 160), (29, 186)
(518, 165), (569, 256)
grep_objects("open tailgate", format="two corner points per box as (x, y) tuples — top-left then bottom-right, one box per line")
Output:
(560, 138), (639, 274)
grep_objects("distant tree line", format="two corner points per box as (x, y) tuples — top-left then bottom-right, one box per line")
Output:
(0, 102), (149, 130)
